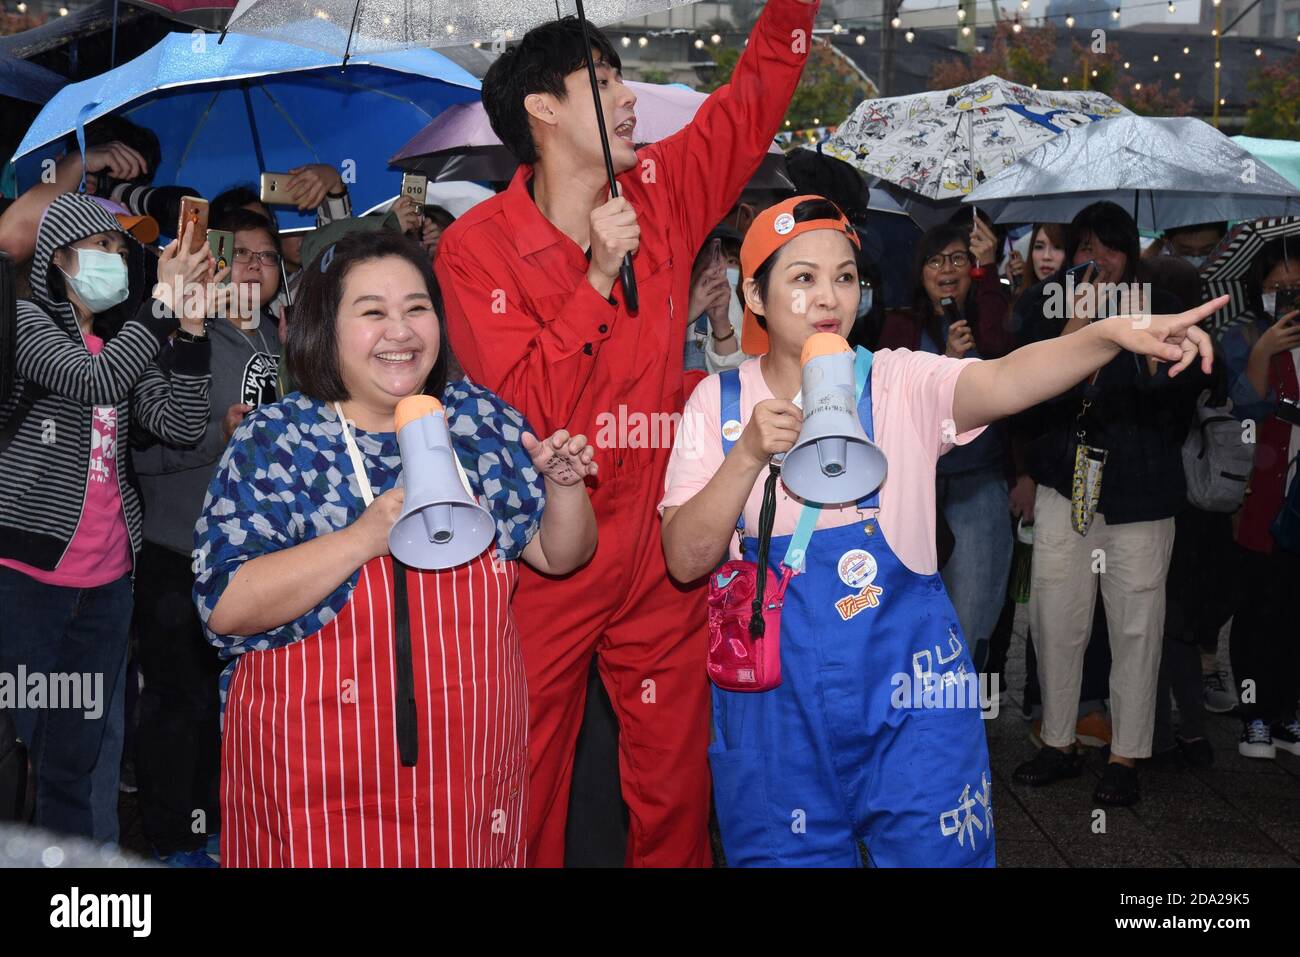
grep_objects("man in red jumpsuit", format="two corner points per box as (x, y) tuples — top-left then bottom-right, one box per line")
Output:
(435, 0), (820, 866)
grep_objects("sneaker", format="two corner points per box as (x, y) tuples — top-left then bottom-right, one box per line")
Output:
(1013, 746), (1083, 786)
(1094, 761), (1140, 807)
(1176, 735), (1214, 768)
(156, 849), (219, 869)
(1203, 670), (1237, 714)
(204, 832), (221, 865)
(1271, 719), (1300, 757)
(1238, 719), (1276, 759)
(1075, 711), (1112, 748)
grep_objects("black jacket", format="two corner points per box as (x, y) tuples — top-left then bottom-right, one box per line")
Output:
(1012, 273), (1207, 525)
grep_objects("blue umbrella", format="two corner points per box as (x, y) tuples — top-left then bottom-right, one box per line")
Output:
(11, 31), (480, 232)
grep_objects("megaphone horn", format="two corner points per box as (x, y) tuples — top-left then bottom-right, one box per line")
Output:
(388, 395), (496, 570)
(780, 333), (888, 506)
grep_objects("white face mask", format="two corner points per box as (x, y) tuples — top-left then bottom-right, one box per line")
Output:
(1261, 292), (1276, 316)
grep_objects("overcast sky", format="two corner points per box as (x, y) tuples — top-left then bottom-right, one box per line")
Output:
(897, 0), (1205, 26)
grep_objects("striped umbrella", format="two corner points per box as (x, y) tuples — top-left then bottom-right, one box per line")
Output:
(1201, 217), (1300, 334)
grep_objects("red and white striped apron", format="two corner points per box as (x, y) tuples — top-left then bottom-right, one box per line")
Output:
(220, 550), (528, 867)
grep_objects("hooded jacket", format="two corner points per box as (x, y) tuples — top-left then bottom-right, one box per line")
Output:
(0, 192), (211, 572)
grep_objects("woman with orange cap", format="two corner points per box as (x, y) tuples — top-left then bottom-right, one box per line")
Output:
(660, 196), (1226, 867)
(192, 231), (597, 867)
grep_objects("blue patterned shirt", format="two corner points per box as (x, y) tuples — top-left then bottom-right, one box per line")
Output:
(193, 379), (545, 704)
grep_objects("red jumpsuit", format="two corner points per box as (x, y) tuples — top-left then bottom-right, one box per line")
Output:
(435, 0), (817, 866)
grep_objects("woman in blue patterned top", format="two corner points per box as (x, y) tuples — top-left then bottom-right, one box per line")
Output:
(193, 230), (597, 867)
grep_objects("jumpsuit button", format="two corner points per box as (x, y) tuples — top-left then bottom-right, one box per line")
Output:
(598, 324), (608, 334)
(583, 343), (593, 356)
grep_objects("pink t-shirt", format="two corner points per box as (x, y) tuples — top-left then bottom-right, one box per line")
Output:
(1, 333), (133, 587)
(659, 350), (986, 575)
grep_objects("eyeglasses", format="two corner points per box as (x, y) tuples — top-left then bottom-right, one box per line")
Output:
(233, 248), (280, 267)
(924, 252), (971, 271)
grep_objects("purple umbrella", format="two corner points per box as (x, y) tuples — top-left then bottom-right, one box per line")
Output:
(389, 81), (793, 191)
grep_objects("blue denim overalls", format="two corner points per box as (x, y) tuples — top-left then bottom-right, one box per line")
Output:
(710, 348), (996, 867)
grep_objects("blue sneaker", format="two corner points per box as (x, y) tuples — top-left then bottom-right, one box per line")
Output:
(156, 849), (219, 869)
(1238, 719), (1275, 759)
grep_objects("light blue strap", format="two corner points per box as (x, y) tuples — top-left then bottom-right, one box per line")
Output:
(782, 347), (874, 572)
(74, 101), (100, 195)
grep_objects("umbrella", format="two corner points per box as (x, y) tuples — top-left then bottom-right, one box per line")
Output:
(1200, 216), (1300, 334)
(11, 31), (480, 232)
(1233, 135), (1300, 192)
(390, 82), (793, 191)
(963, 116), (1300, 231)
(222, 0), (697, 311)
(823, 75), (1129, 202)
(0, 56), (69, 104)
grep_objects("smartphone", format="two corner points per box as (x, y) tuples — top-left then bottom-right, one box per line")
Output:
(207, 229), (234, 278)
(1276, 398), (1300, 428)
(260, 171), (297, 206)
(400, 172), (428, 207)
(177, 196), (209, 254)
(1273, 286), (1300, 323)
(1065, 259), (1096, 281)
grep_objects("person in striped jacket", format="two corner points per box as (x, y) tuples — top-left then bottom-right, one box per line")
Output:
(0, 191), (213, 840)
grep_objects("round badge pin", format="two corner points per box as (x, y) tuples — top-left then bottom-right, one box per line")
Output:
(722, 419), (743, 442)
(837, 549), (877, 589)
(773, 212), (795, 235)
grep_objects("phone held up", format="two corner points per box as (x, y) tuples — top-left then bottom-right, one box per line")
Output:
(207, 230), (234, 281)
(176, 196), (209, 255)
(260, 172), (298, 206)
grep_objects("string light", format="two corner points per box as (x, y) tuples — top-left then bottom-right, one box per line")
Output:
(1111, 8), (1121, 20)
(832, 21), (843, 34)
(856, 32), (867, 44)
(58, 5), (67, 12)
(1152, 53), (1159, 61)
(1215, 59), (1222, 68)
(1031, 82), (1038, 89)
(1091, 68), (1098, 77)
(621, 35), (631, 47)
(1219, 97), (1226, 104)
(444, 23), (455, 34)
(710, 33), (721, 44)
(1255, 48), (1263, 56)
(1174, 71), (1181, 79)
(694, 37), (704, 49)
(957, 8), (967, 21)
(1021, 0), (1030, 8)
(905, 29), (916, 42)
(961, 24), (971, 36)
(1065, 15), (1075, 27)
(1183, 46), (1190, 54)
(1123, 61), (1131, 68)
(471, 40), (481, 48)
(1167, 1), (1176, 12)
(1012, 19), (1022, 33)
(1062, 76), (1070, 84)
(1211, 27), (1218, 36)
(891, 16), (901, 28)
(638, 36), (648, 47)
(17, 1), (27, 9)
(1134, 82), (1142, 90)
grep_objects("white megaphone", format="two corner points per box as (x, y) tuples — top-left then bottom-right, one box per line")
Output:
(388, 395), (495, 570)
(780, 333), (888, 505)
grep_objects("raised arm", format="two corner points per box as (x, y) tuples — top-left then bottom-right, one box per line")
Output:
(952, 296), (1228, 435)
(649, 0), (819, 248)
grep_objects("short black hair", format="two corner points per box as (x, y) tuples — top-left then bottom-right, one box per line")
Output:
(1137, 255), (1203, 312)
(907, 223), (972, 349)
(1066, 201), (1140, 285)
(81, 116), (161, 185)
(212, 208), (280, 252)
(481, 15), (622, 166)
(212, 186), (275, 233)
(288, 230), (451, 403)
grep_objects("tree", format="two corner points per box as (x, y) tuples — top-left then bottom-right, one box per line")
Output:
(1244, 50), (1300, 140)
(637, 67), (671, 85)
(930, 22), (1056, 89)
(700, 39), (875, 133)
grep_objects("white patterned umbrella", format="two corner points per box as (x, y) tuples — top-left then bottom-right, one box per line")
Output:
(823, 75), (1129, 201)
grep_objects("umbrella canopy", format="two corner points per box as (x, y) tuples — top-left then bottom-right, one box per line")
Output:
(1233, 135), (1300, 192)
(223, 0), (695, 57)
(963, 116), (1300, 231)
(126, 0), (239, 12)
(0, 55), (68, 104)
(1201, 216), (1300, 334)
(11, 31), (480, 232)
(390, 82), (793, 190)
(823, 75), (1129, 202)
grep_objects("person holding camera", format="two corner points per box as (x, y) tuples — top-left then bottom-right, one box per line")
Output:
(0, 192), (214, 840)
(1220, 238), (1300, 759)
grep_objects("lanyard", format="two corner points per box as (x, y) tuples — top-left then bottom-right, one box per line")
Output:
(335, 402), (375, 507)
(782, 347), (874, 573)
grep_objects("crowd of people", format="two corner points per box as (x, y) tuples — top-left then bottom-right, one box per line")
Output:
(0, 0), (1296, 869)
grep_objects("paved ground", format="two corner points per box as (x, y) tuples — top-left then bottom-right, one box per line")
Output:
(991, 606), (1300, 868)
(116, 605), (1300, 867)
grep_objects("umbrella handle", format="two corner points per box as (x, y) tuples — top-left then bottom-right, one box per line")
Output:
(574, 0), (638, 315)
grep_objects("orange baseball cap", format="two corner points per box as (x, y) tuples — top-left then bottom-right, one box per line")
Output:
(738, 194), (861, 356)
(115, 213), (160, 245)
